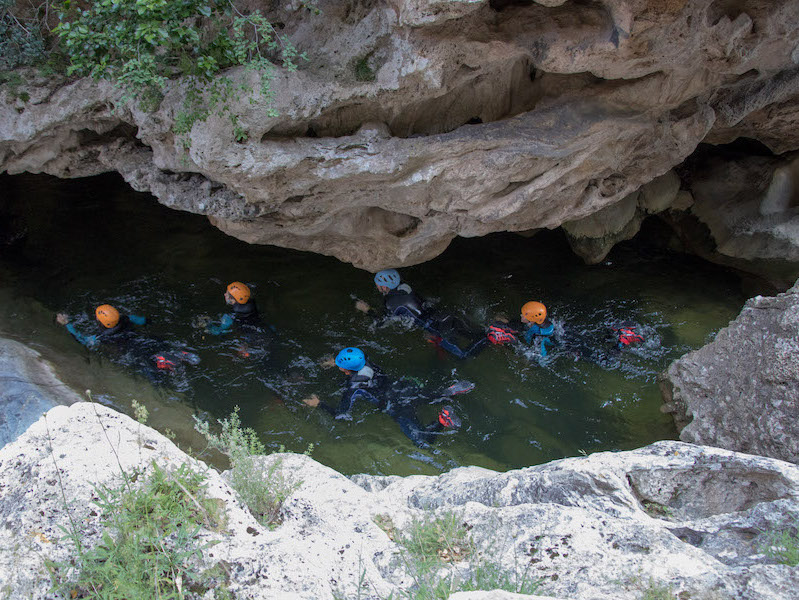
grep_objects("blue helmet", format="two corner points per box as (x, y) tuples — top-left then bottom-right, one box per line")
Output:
(374, 269), (401, 289)
(335, 347), (366, 371)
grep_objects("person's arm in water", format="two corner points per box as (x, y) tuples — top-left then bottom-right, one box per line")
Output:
(56, 313), (99, 348)
(205, 313), (235, 335)
(523, 321), (555, 355)
(302, 387), (380, 417)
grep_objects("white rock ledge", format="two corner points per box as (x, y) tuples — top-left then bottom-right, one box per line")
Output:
(1, 403), (798, 599)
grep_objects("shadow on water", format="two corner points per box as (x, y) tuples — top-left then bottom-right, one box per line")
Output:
(0, 173), (749, 475)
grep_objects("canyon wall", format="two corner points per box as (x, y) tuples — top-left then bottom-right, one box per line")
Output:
(2, 0), (799, 274)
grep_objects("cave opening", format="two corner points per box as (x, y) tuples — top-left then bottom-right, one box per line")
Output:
(0, 171), (753, 476)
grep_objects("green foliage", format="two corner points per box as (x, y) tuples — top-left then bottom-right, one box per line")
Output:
(53, 0), (311, 144)
(459, 557), (539, 595)
(761, 522), (799, 566)
(195, 407), (301, 527)
(640, 578), (677, 600)
(353, 54), (375, 82)
(131, 399), (149, 424)
(0, 70), (29, 102)
(0, 0), (48, 69)
(50, 462), (225, 599)
(642, 501), (675, 520)
(399, 511), (473, 566)
(386, 512), (541, 600)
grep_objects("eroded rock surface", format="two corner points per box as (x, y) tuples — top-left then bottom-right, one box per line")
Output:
(662, 280), (799, 463)
(0, 337), (81, 449)
(2, 1), (799, 269)
(1, 402), (798, 599)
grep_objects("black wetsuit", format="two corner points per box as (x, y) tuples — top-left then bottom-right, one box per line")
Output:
(232, 299), (259, 323)
(318, 364), (451, 448)
(65, 315), (197, 384)
(375, 284), (487, 359)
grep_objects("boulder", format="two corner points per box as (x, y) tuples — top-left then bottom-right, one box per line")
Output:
(2, 402), (799, 599)
(0, 337), (81, 449)
(662, 281), (799, 463)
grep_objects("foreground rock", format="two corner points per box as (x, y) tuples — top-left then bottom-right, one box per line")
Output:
(662, 281), (799, 464)
(3, 1), (799, 270)
(0, 337), (81, 449)
(1, 403), (798, 599)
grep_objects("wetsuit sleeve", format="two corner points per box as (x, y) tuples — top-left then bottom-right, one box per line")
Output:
(128, 315), (147, 326)
(65, 323), (98, 348)
(206, 314), (235, 335)
(523, 325), (540, 344)
(319, 388), (380, 417)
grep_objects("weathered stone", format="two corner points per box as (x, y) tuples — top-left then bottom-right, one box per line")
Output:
(662, 281), (799, 464)
(639, 170), (681, 214)
(0, 337), (81, 449)
(2, 402), (799, 599)
(2, 1), (799, 270)
(562, 168), (683, 264)
(677, 152), (799, 287)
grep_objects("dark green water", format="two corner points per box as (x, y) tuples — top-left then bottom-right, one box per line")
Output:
(0, 173), (750, 475)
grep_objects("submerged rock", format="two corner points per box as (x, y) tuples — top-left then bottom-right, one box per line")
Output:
(662, 280), (799, 463)
(1, 402), (798, 599)
(0, 337), (81, 449)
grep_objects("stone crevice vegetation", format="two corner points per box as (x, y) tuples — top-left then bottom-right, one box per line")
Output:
(44, 401), (231, 600)
(1, 0), (315, 146)
(365, 511), (540, 600)
(194, 407), (305, 528)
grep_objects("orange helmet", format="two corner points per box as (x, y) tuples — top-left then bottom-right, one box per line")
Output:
(521, 301), (546, 325)
(226, 282), (251, 304)
(95, 304), (120, 329)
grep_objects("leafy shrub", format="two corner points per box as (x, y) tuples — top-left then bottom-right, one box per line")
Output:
(53, 0), (311, 143)
(195, 407), (302, 527)
(0, 0), (49, 69)
(51, 462), (225, 599)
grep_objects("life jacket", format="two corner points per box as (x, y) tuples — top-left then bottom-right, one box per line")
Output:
(153, 353), (177, 371)
(96, 315), (131, 338)
(348, 362), (385, 390)
(232, 299), (258, 320)
(615, 326), (644, 347)
(384, 287), (423, 317)
(487, 322), (518, 345)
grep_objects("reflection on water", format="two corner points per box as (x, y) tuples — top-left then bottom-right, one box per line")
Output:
(0, 173), (750, 475)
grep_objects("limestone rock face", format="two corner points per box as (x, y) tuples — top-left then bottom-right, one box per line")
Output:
(2, 402), (799, 599)
(2, 1), (799, 269)
(662, 281), (799, 463)
(0, 337), (81, 449)
(665, 152), (799, 288)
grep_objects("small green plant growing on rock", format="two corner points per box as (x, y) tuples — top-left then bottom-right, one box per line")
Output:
(373, 513), (397, 540)
(195, 406), (301, 527)
(643, 501), (675, 520)
(640, 578), (678, 600)
(50, 461), (226, 599)
(391, 512), (539, 598)
(400, 511), (473, 565)
(0, 71), (30, 102)
(353, 53), (375, 82)
(761, 520), (799, 566)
